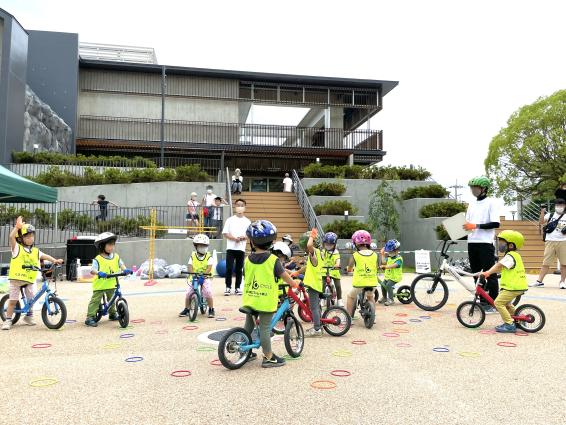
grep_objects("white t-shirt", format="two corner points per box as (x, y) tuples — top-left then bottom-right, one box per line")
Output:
(222, 215), (251, 251)
(499, 253), (516, 269)
(203, 193), (216, 207)
(465, 197), (500, 243)
(283, 177), (293, 192)
(12, 244), (44, 259)
(544, 212), (566, 242)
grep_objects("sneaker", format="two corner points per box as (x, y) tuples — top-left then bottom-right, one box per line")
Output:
(178, 308), (190, 317)
(208, 308), (215, 318)
(84, 318), (98, 327)
(305, 327), (323, 338)
(108, 313), (118, 321)
(224, 288), (231, 296)
(261, 353), (286, 368)
(560, 282), (566, 290)
(495, 323), (516, 333)
(235, 288), (242, 296)
(23, 316), (36, 326)
(484, 306), (498, 314)
(378, 297), (386, 304)
(337, 299), (344, 307)
(247, 352), (258, 362)
(384, 298), (395, 306)
(2, 319), (12, 330)
(529, 280), (544, 287)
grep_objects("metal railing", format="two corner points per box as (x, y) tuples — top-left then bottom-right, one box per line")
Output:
(225, 167), (233, 217)
(518, 199), (555, 223)
(291, 169), (323, 235)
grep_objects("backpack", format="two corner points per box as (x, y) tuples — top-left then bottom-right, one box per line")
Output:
(542, 213), (564, 241)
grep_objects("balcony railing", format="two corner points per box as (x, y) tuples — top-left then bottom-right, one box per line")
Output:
(78, 116), (383, 152)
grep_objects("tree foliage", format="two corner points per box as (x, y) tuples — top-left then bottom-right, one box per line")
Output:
(367, 181), (400, 242)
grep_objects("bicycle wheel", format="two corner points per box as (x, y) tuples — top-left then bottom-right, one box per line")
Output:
(188, 294), (198, 322)
(284, 315), (304, 358)
(199, 292), (207, 315)
(41, 296), (67, 330)
(218, 327), (252, 370)
(456, 301), (485, 328)
(272, 314), (288, 335)
(297, 292), (311, 323)
(323, 285), (332, 310)
(396, 285), (412, 304)
(363, 302), (375, 329)
(116, 298), (129, 328)
(411, 274), (449, 311)
(514, 304), (546, 333)
(322, 306), (351, 336)
(0, 295), (21, 325)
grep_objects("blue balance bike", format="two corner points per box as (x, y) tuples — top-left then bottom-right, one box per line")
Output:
(181, 272), (211, 322)
(0, 264), (67, 329)
(94, 271), (130, 328)
(218, 285), (304, 370)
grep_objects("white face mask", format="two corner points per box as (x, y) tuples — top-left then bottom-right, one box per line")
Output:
(556, 206), (565, 214)
(207, 190), (212, 195)
(196, 246), (208, 255)
(235, 206), (245, 214)
(324, 244), (334, 251)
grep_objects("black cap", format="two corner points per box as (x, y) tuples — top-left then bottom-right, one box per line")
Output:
(555, 198), (566, 204)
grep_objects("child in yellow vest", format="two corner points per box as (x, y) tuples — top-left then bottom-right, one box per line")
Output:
(2, 217), (63, 331)
(85, 232), (131, 327)
(481, 230), (528, 333)
(321, 231), (343, 306)
(243, 220), (298, 368)
(378, 239), (403, 306)
(179, 234), (215, 318)
(346, 230), (378, 318)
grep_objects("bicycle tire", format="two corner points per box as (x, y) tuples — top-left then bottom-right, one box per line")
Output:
(218, 327), (252, 370)
(188, 294), (198, 322)
(514, 304), (546, 333)
(324, 285), (332, 311)
(41, 296), (67, 330)
(363, 302), (375, 329)
(117, 298), (129, 328)
(456, 301), (485, 328)
(0, 295), (21, 325)
(411, 273), (449, 311)
(322, 306), (351, 336)
(284, 315), (304, 358)
(396, 285), (412, 304)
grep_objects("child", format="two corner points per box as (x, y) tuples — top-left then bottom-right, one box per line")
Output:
(321, 232), (343, 306)
(243, 220), (298, 368)
(346, 230), (378, 319)
(2, 217), (63, 331)
(85, 232), (131, 327)
(209, 196), (228, 239)
(481, 230), (528, 333)
(272, 241), (292, 269)
(378, 239), (403, 306)
(179, 234), (215, 318)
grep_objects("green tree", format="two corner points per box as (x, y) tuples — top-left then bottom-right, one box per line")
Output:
(367, 181), (400, 242)
(485, 90), (566, 203)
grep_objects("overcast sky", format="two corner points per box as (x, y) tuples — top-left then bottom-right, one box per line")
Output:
(4, 0), (565, 208)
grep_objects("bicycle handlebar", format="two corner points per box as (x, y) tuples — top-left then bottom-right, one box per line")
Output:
(105, 271), (130, 278)
(22, 264), (63, 273)
(181, 272), (212, 277)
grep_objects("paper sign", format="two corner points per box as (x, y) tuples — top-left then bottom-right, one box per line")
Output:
(415, 250), (431, 274)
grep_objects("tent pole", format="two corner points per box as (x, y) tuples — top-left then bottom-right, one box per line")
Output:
(55, 202), (58, 234)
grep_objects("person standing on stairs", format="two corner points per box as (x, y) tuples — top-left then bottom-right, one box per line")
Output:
(222, 199), (251, 295)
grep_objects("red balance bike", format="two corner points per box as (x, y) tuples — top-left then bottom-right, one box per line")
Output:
(456, 276), (546, 332)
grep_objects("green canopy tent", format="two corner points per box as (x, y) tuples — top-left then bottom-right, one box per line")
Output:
(0, 165), (57, 203)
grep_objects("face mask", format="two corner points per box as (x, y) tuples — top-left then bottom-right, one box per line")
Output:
(196, 246), (208, 255)
(324, 244), (334, 251)
(235, 206), (245, 214)
(555, 206), (565, 214)
(497, 242), (508, 253)
(207, 190), (212, 195)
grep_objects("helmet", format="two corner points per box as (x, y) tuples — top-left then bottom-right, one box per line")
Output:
(193, 234), (210, 246)
(384, 239), (401, 252)
(272, 241), (292, 260)
(246, 220), (277, 246)
(344, 242), (354, 250)
(18, 223), (36, 238)
(370, 242), (378, 250)
(468, 176), (491, 189)
(352, 230), (371, 246)
(282, 234), (294, 244)
(498, 230), (524, 250)
(94, 232), (118, 250)
(322, 232), (338, 245)
(299, 231), (321, 251)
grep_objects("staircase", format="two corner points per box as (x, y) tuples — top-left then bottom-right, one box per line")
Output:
(235, 192), (309, 241)
(498, 217), (543, 273)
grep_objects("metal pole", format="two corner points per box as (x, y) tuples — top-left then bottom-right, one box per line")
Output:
(160, 66), (166, 168)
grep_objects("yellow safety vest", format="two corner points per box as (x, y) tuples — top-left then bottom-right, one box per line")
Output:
(384, 255), (403, 283)
(191, 252), (211, 274)
(93, 254), (121, 291)
(303, 248), (323, 293)
(9, 244), (39, 284)
(322, 249), (341, 279)
(352, 251), (378, 288)
(243, 255), (279, 313)
(500, 251), (528, 291)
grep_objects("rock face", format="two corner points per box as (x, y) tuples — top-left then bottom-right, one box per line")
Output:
(23, 86), (71, 153)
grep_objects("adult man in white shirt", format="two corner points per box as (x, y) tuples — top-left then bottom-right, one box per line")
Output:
(463, 176), (500, 312)
(283, 173), (293, 193)
(222, 198), (251, 295)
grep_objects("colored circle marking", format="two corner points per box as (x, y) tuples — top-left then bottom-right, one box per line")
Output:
(330, 370), (351, 377)
(31, 343), (51, 349)
(497, 341), (517, 348)
(183, 325), (199, 331)
(29, 377), (58, 388)
(170, 370), (192, 378)
(125, 356), (143, 362)
(310, 380), (337, 390)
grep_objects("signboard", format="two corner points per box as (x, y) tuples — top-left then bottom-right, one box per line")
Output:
(415, 250), (431, 274)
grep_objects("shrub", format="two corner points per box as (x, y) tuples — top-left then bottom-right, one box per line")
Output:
(12, 152), (156, 167)
(305, 182), (346, 196)
(75, 215), (93, 232)
(401, 184), (450, 200)
(176, 164), (211, 182)
(323, 219), (371, 239)
(33, 166), (82, 187)
(420, 201), (467, 218)
(0, 206), (32, 225)
(57, 209), (77, 230)
(303, 163), (364, 179)
(435, 224), (450, 241)
(362, 165), (431, 181)
(367, 181), (400, 241)
(314, 200), (357, 216)
(34, 208), (53, 227)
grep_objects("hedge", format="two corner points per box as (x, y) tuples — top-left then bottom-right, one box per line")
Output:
(303, 163), (365, 179)
(420, 201), (467, 218)
(323, 219), (371, 239)
(435, 224), (450, 241)
(314, 200), (358, 216)
(303, 163), (431, 181)
(12, 152), (156, 167)
(401, 184), (450, 200)
(305, 182), (346, 196)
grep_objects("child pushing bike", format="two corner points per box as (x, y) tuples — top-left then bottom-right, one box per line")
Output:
(378, 239), (404, 306)
(321, 232), (343, 307)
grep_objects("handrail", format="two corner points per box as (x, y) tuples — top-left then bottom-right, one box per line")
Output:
(225, 167), (233, 217)
(291, 170), (323, 235)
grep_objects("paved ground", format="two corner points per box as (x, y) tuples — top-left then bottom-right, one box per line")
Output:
(1, 273), (565, 425)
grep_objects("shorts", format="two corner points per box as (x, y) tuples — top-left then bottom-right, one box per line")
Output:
(348, 287), (376, 300)
(186, 214), (199, 220)
(186, 278), (212, 299)
(543, 241), (566, 266)
(9, 279), (34, 302)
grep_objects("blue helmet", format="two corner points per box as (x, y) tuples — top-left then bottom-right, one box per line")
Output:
(384, 239), (401, 252)
(246, 220), (277, 246)
(322, 232), (338, 245)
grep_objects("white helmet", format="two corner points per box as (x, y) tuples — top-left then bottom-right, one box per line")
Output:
(193, 234), (210, 246)
(370, 242), (378, 250)
(94, 232), (118, 250)
(272, 241), (292, 260)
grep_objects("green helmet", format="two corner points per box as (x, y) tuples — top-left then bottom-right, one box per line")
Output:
(498, 230), (524, 250)
(298, 231), (321, 251)
(468, 176), (491, 189)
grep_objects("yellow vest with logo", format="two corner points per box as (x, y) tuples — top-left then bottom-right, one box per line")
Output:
(93, 254), (121, 291)
(9, 244), (40, 284)
(322, 249), (341, 279)
(303, 248), (323, 293)
(191, 252), (211, 274)
(500, 251), (528, 291)
(384, 255), (403, 283)
(243, 255), (279, 313)
(352, 251), (378, 288)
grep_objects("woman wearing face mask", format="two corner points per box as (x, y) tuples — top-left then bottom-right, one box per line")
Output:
(222, 199), (251, 295)
(231, 169), (243, 194)
(532, 198), (566, 288)
(186, 192), (200, 235)
(462, 176), (500, 313)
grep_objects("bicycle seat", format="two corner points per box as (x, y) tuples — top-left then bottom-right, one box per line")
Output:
(239, 306), (259, 316)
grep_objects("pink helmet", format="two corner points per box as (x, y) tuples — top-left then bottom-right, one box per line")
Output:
(352, 230), (372, 246)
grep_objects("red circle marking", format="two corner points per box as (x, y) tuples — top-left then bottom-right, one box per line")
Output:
(515, 332), (528, 337)
(497, 341), (517, 347)
(382, 332), (400, 338)
(392, 329), (409, 334)
(183, 325), (199, 331)
(221, 308), (234, 312)
(170, 370), (192, 378)
(351, 340), (367, 345)
(392, 320), (407, 325)
(330, 370), (351, 377)
(395, 313), (408, 317)
(396, 343), (412, 348)
(32, 343), (51, 349)
(233, 317), (245, 321)
(479, 329), (496, 335)
(210, 359), (222, 366)
(131, 319), (145, 324)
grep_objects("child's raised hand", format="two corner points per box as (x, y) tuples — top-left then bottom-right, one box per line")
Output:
(15, 216), (24, 230)
(54, 259), (64, 265)
(310, 228), (318, 239)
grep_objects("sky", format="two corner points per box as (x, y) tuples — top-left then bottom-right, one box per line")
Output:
(3, 0), (565, 210)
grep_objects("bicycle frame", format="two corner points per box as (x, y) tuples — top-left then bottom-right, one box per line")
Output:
(438, 259), (478, 294)
(291, 285), (340, 324)
(100, 280), (122, 316)
(15, 270), (60, 316)
(185, 273), (208, 309)
(472, 282), (530, 322)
